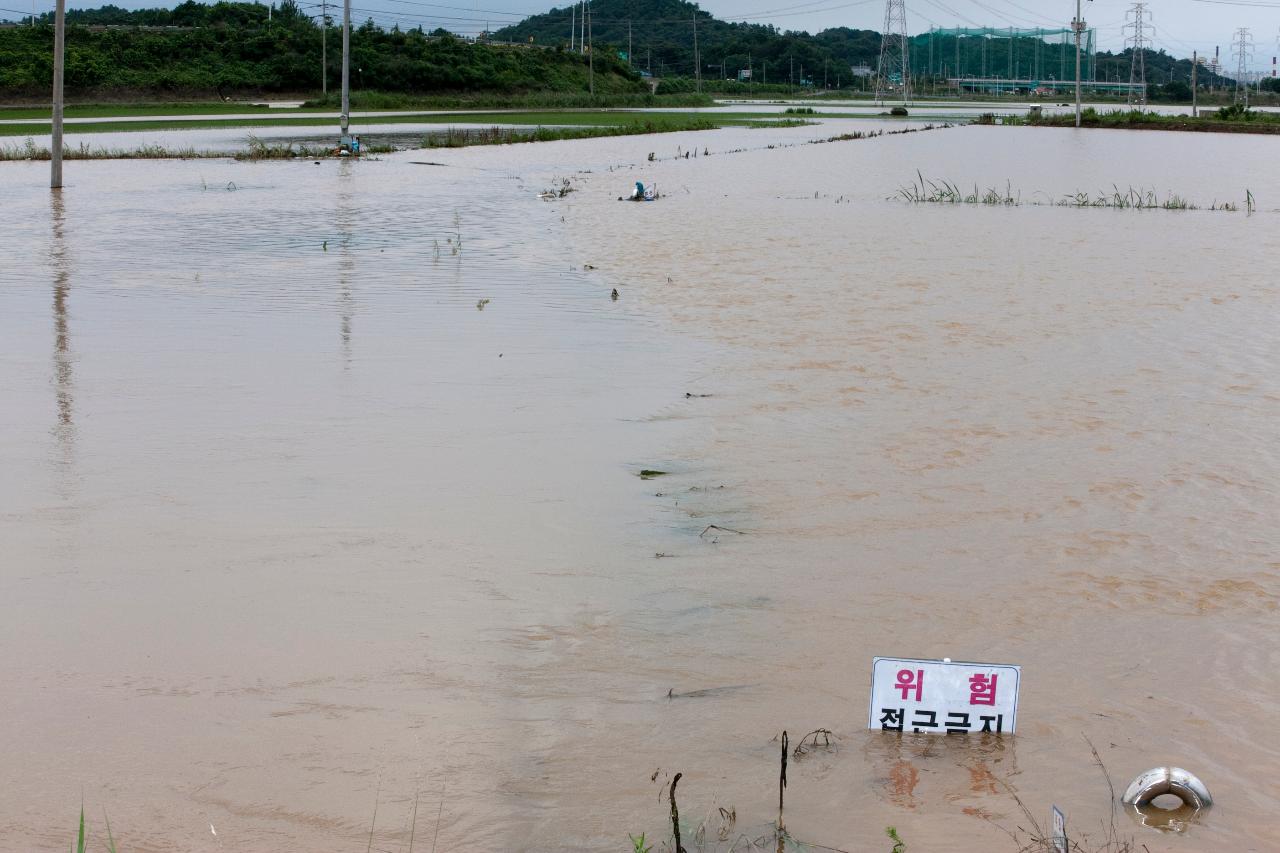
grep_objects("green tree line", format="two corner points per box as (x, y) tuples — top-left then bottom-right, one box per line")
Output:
(498, 0), (1230, 96)
(0, 0), (1237, 100)
(0, 0), (646, 98)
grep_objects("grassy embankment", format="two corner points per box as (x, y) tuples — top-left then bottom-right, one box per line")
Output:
(0, 92), (713, 122)
(0, 108), (825, 139)
(1007, 105), (1280, 134)
(0, 114), (817, 159)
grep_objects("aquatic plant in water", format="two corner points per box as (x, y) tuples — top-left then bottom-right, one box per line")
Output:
(897, 173), (1255, 213)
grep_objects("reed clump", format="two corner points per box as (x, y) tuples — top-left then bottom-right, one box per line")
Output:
(897, 172), (1256, 212)
(0, 136), (395, 161)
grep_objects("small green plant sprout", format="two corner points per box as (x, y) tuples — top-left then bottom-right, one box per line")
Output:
(476, 299), (490, 310)
(103, 809), (117, 853)
(1246, 189), (1255, 214)
(628, 832), (652, 853)
(72, 804), (86, 853)
(886, 825), (906, 853)
(638, 469), (667, 479)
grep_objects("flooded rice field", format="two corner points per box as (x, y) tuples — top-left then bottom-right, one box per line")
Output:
(2, 119), (1278, 852)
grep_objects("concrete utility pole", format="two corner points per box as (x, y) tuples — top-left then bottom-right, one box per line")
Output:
(340, 0), (350, 145)
(1124, 2), (1152, 107)
(587, 0), (593, 96)
(51, 0), (65, 189)
(693, 14), (701, 93)
(321, 0), (328, 97)
(628, 19), (632, 67)
(1192, 50), (1198, 116)
(569, 2), (574, 51)
(1073, 0), (1090, 127)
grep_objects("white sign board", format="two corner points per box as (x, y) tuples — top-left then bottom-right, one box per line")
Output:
(1050, 805), (1067, 853)
(868, 657), (1021, 734)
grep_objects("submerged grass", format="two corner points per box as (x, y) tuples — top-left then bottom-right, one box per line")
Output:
(633, 734), (1142, 853)
(421, 119), (719, 148)
(1005, 105), (1280, 134)
(897, 172), (1255, 212)
(0, 135), (395, 161)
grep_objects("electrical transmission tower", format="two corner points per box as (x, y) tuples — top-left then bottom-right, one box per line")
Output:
(875, 0), (911, 104)
(1232, 27), (1254, 105)
(1123, 3), (1153, 107)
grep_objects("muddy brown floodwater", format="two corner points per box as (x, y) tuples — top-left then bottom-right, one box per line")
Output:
(2, 120), (1277, 852)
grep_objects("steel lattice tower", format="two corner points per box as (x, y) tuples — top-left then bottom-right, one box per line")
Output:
(876, 0), (911, 104)
(1232, 27), (1254, 105)
(1124, 3), (1153, 107)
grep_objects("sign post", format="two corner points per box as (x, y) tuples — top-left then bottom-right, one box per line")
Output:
(1050, 805), (1067, 853)
(868, 657), (1021, 734)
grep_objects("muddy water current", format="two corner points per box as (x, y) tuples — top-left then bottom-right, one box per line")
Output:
(2, 121), (1277, 852)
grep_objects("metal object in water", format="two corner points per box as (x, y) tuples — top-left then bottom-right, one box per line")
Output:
(1122, 767), (1213, 809)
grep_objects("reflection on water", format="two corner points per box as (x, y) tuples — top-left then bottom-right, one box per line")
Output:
(49, 192), (74, 460)
(1, 121), (1278, 852)
(336, 159), (356, 369)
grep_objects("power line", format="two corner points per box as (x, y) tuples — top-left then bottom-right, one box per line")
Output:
(1123, 2), (1153, 106)
(1232, 26), (1254, 104)
(875, 0), (911, 103)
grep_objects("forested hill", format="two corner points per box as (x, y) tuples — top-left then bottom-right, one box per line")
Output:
(494, 0), (881, 82)
(495, 0), (1227, 95)
(0, 0), (646, 98)
(0, 0), (1232, 100)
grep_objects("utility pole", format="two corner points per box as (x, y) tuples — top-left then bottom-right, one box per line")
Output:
(1123, 2), (1152, 107)
(321, 0), (327, 97)
(1232, 27), (1253, 106)
(51, 0), (65, 189)
(587, 0), (594, 96)
(1192, 50), (1198, 116)
(340, 0), (350, 146)
(570, 2), (574, 51)
(692, 14), (700, 93)
(579, 1), (585, 54)
(1073, 0), (1089, 127)
(875, 0), (911, 104)
(628, 20), (632, 67)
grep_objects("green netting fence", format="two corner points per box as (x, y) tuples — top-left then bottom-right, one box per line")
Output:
(912, 26), (1097, 88)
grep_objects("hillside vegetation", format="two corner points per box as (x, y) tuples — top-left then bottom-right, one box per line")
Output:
(497, 0), (1229, 96)
(0, 0), (647, 99)
(1, 0), (1238, 102)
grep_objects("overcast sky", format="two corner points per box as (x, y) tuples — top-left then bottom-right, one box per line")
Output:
(6, 0), (1280, 66)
